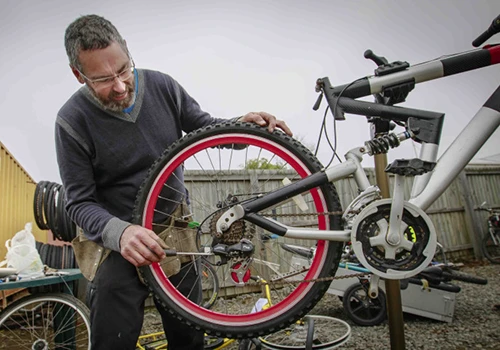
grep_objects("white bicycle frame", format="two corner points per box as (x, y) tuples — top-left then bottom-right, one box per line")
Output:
(216, 45), (500, 278)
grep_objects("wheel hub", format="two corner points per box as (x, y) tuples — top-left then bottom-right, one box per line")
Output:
(32, 339), (48, 350)
(210, 210), (248, 244)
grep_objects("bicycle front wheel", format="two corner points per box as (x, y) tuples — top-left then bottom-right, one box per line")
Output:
(134, 121), (343, 338)
(0, 293), (91, 349)
(482, 229), (500, 264)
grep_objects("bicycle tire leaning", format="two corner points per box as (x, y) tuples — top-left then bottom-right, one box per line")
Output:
(0, 293), (91, 349)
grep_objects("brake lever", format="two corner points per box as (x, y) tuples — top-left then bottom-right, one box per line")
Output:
(312, 92), (323, 111)
(314, 77), (346, 120)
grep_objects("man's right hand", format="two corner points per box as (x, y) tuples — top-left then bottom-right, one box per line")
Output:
(119, 225), (167, 267)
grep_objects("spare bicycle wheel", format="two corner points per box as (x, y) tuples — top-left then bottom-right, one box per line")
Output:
(0, 293), (90, 349)
(482, 229), (500, 264)
(342, 282), (386, 326)
(134, 121), (344, 338)
(259, 315), (351, 349)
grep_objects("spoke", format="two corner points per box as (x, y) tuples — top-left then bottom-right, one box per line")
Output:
(352, 291), (366, 303)
(351, 305), (365, 316)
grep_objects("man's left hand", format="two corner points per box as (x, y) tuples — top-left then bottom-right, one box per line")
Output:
(239, 112), (293, 136)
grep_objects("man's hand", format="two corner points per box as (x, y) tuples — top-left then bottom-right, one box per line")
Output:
(240, 111), (293, 136)
(120, 225), (167, 267)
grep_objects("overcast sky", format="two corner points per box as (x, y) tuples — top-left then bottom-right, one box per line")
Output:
(1, 0), (499, 184)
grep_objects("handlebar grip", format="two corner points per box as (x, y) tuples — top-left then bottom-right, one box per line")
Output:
(472, 28), (494, 47)
(473, 14), (500, 47)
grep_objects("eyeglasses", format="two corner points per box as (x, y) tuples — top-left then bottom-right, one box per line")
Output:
(77, 61), (135, 88)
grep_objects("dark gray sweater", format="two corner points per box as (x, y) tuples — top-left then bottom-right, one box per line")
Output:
(55, 69), (223, 252)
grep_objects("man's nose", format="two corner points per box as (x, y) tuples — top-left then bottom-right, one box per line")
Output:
(112, 77), (126, 92)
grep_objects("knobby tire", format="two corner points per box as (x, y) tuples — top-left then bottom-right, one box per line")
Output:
(133, 121), (343, 338)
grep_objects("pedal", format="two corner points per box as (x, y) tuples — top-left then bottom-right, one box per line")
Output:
(385, 158), (436, 176)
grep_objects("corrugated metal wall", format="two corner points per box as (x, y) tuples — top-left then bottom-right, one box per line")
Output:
(0, 142), (46, 261)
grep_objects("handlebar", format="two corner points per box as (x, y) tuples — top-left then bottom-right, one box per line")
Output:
(314, 14), (500, 127)
(473, 14), (500, 47)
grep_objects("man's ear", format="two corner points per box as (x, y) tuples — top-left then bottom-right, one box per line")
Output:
(71, 65), (85, 84)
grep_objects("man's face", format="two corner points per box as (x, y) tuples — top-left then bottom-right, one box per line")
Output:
(73, 41), (135, 112)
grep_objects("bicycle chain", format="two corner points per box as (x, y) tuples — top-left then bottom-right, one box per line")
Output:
(210, 210), (365, 287)
(261, 211), (346, 217)
(246, 268), (369, 288)
(245, 210), (365, 287)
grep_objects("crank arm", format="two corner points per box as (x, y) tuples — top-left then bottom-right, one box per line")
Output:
(386, 174), (405, 246)
(368, 274), (380, 299)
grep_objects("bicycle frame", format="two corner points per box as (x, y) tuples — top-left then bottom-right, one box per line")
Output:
(134, 17), (500, 338)
(216, 45), (500, 243)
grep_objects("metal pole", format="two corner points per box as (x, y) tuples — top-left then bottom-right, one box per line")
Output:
(374, 153), (406, 350)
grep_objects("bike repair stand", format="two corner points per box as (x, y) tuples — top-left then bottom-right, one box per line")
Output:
(365, 49), (412, 349)
(374, 150), (406, 350)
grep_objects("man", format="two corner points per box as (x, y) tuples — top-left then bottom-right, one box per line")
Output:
(55, 14), (292, 350)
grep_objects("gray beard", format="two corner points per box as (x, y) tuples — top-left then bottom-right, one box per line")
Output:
(87, 87), (136, 113)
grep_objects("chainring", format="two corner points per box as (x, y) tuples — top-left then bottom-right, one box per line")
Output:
(351, 198), (436, 279)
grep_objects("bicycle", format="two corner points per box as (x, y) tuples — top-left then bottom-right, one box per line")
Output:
(0, 292), (91, 349)
(476, 201), (500, 264)
(416, 241), (489, 286)
(132, 15), (500, 339)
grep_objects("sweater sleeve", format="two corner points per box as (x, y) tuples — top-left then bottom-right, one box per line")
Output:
(55, 116), (129, 251)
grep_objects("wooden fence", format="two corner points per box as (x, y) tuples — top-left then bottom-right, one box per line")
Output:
(185, 164), (500, 261)
(0, 136), (498, 263)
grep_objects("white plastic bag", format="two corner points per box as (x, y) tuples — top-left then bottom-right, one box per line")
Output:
(3, 223), (44, 279)
(251, 298), (270, 313)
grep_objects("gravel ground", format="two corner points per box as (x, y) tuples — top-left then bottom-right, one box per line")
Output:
(313, 262), (500, 350)
(141, 261), (500, 349)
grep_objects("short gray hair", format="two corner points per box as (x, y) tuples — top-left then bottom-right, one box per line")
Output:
(65, 14), (128, 71)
